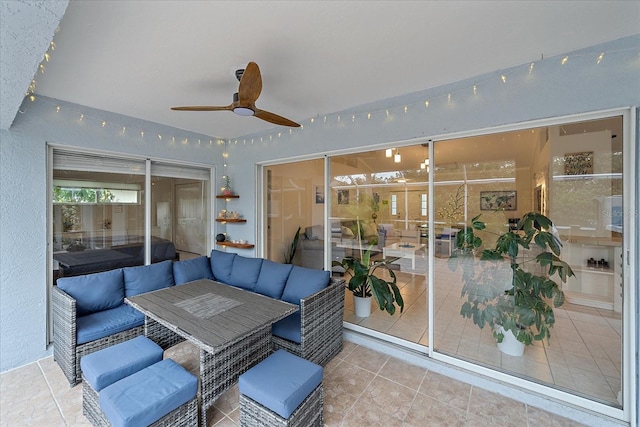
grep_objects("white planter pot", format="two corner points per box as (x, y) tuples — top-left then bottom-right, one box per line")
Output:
(496, 326), (525, 357)
(353, 295), (372, 317)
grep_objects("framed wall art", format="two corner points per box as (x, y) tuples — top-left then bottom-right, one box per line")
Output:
(480, 191), (517, 211)
(314, 185), (324, 204)
(337, 189), (349, 205)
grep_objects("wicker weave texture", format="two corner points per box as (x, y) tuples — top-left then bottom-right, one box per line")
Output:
(272, 278), (345, 366)
(52, 286), (144, 386)
(239, 384), (323, 427)
(82, 376), (198, 427)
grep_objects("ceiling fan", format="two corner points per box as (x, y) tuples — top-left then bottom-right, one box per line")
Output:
(171, 61), (300, 127)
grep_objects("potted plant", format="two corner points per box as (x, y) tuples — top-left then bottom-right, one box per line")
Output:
(333, 247), (404, 317)
(449, 212), (574, 356)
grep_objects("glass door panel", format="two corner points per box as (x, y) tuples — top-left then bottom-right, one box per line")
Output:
(432, 117), (624, 407)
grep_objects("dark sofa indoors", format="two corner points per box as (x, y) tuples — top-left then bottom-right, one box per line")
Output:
(53, 236), (177, 277)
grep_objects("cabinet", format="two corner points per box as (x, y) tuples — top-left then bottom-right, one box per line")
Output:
(215, 194), (254, 249)
(562, 237), (622, 312)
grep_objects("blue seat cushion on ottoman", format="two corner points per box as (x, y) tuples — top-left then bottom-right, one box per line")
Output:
(80, 336), (163, 391)
(272, 312), (301, 344)
(100, 359), (198, 427)
(76, 304), (145, 345)
(239, 349), (323, 419)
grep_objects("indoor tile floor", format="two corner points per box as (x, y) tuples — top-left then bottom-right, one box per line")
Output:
(342, 257), (623, 407)
(0, 340), (587, 427)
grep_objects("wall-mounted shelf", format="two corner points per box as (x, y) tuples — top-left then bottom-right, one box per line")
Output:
(216, 194), (239, 199)
(215, 218), (246, 223)
(216, 241), (254, 249)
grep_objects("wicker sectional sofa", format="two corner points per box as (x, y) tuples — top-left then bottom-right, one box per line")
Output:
(52, 250), (345, 386)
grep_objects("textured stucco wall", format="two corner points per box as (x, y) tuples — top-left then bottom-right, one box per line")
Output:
(0, 0), (69, 129)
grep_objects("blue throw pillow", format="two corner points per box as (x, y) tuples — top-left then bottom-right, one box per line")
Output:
(280, 266), (330, 305)
(124, 260), (175, 297)
(173, 256), (214, 285)
(210, 250), (236, 284)
(57, 269), (124, 316)
(255, 260), (293, 299)
(229, 256), (263, 291)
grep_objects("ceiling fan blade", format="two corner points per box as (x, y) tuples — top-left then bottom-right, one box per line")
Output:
(238, 62), (262, 104)
(254, 108), (301, 127)
(171, 105), (233, 111)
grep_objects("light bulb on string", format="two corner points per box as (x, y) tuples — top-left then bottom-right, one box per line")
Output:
(473, 85), (477, 95)
(367, 113), (371, 119)
(424, 100), (429, 108)
(56, 106), (60, 113)
(501, 74), (507, 83)
(561, 56), (569, 65)
(528, 62), (535, 74)
(596, 53), (604, 64)
(102, 121), (106, 127)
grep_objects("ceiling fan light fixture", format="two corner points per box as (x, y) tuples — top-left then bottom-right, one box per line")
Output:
(233, 107), (254, 116)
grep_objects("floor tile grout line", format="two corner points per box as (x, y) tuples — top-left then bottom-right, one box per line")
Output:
(37, 360), (70, 427)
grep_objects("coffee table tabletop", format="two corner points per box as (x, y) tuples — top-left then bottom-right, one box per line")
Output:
(126, 279), (297, 352)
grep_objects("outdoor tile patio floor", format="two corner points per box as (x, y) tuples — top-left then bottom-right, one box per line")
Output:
(1, 340), (587, 426)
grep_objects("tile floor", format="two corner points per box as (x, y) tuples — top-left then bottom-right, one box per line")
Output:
(0, 340), (589, 426)
(342, 256), (623, 407)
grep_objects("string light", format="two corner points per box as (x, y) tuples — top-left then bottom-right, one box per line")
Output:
(23, 45), (636, 149)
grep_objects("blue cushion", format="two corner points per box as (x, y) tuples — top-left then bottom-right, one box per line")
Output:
(239, 349), (323, 419)
(124, 260), (174, 297)
(209, 250), (236, 284)
(76, 305), (144, 345)
(100, 359), (198, 427)
(255, 260), (293, 299)
(272, 312), (301, 344)
(57, 269), (124, 316)
(172, 256), (214, 285)
(80, 336), (163, 392)
(229, 256), (263, 291)
(280, 266), (330, 305)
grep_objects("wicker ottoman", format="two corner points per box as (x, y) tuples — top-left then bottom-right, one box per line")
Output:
(84, 359), (198, 427)
(238, 349), (323, 427)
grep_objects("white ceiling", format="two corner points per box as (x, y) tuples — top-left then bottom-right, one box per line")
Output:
(5, 1), (640, 139)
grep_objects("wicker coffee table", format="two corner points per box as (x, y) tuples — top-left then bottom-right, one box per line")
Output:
(126, 279), (298, 427)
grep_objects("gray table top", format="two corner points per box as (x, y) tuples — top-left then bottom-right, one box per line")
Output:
(125, 279), (298, 352)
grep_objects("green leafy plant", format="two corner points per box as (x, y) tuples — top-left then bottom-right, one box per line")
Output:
(283, 226), (301, 264)
(333, 248), (404, 315)
(450, 212), (574, 346)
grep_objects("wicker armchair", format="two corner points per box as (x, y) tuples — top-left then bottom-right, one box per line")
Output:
(52, 286), (144, 386)
(272, 277), (345, 366)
